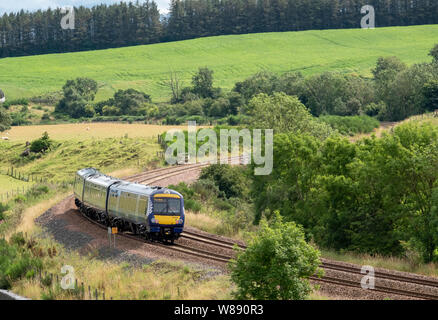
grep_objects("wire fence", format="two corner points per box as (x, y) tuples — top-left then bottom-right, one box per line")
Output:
(0, 167), (74, 204)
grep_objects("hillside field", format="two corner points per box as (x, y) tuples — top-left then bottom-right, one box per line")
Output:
(2, 123), (193, 142)
(0, 25), (437, 102)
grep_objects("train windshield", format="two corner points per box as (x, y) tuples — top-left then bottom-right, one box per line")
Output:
(154, 198), (181, 215)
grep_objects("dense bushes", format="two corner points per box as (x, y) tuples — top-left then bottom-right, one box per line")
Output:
(55, 78), (98, 119)
(169, 165), (254, 235)
(2, 98), (29, 109)
(29, 132), (53, 154)
(0, 235), (43, 289)
(319, 115), (380, 136)
(199, 164), (251, 200)
(0, 107), (12, 132)
(252, 122), (438, 262)
(300, 73), (375, 117)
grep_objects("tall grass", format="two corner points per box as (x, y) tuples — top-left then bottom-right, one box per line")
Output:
(321, 249), (438, 278)
(12, 235), (233, 300)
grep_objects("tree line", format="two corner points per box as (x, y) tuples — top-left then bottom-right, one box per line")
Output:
(1, 0), (438, 58)
(250, 121), (438, 263)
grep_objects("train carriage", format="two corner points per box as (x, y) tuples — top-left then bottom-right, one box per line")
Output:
(74, 168), (185, 243)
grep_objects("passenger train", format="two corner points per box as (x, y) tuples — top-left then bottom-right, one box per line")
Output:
(74, 168), (185, 243)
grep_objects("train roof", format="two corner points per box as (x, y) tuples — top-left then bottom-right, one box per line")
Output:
(112, 181), (160, 195)
(77, 168), (120, 187)
(77, 168), (183, 198)
(87, 174), (121, 188)
(76, 168), (100, 178)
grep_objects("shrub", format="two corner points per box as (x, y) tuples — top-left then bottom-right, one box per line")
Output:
(30, 132), (53, 154)
(0, 107), (12, 132)
(230, 213), (321, 300)
(184, 199), (202, 213)
(0, 203), (8, 216)
(9, 232), (26, 246)
(2, 98), (29, 109)
(14, 195), (27, 204)
(41, 113), (50, 121)
(191, 179), (220, 200)
(28, 185), (50, 197)
(200, 165), (250, 199)
(0, 238), (42, 289)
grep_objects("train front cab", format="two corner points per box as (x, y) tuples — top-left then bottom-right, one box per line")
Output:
(148, 190), (185, 242)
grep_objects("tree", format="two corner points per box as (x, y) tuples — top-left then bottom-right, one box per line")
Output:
(423, 80), (438, 112)
(56, 78), (98, 118)
(113, 89), (151, 115)
(429, 44), (438, 63)
(300, 72), (375, 116)
(246, 92), (333, 139)
(0, 107), (11, 132)
(372, 56), (407, 102)
(233, 72), (278, 102)
(384, 63), (438, 121)
(192, 67), (215, 99)
(200, 164), (250, 199)
(167, 71), (183, 104)
(229, 213), (321, 300)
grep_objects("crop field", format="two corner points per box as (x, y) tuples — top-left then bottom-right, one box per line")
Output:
(2, 123), (191, 142)
(0, 25), (437, 102)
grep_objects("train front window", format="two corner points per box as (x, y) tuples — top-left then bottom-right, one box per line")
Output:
(154, 198), (181, 215)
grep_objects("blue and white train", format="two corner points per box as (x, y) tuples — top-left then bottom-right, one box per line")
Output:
(74, 168), (185, 243)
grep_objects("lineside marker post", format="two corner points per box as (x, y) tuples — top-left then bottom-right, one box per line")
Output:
(112, 227), (118, 249)
(108, 227), (112, 247)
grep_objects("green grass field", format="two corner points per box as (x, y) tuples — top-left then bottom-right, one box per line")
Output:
(0, 25), (437, 102)
(0, 174), (33, 196)
(0, 137), (161, 182)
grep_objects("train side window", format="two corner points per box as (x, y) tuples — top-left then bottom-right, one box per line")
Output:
(138, 196), (148, 216)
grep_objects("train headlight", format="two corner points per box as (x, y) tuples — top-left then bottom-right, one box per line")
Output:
(176, 219), (184, 225)
(151, 217), (159, 224)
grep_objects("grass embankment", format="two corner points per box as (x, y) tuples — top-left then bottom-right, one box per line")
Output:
(0, 25), (437, 102)
(0, 190), (232, 300)
(0, 174), (32, 195)
(0, 129), (236, 300)
(0, 136), (162, 182)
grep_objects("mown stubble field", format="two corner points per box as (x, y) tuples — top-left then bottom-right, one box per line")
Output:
(3, 123), (192, 142)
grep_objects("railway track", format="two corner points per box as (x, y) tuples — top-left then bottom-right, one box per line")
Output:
(182, 230), (438, 300)
(125, 155), (249, 185)
(74, 157), (438, 300)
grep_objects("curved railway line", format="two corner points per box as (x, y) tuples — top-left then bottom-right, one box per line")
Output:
(72, 157), (438, 300)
